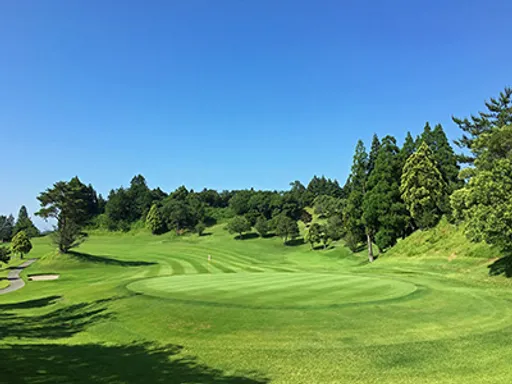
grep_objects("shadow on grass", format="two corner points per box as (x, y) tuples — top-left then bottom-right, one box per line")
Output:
(0, 342), (269, 384)
(199, 232), (213, 237)
(0, 296), (120, 339)
(236, 233), (259, 240)
(285, 238), (304, 246)
(0, 295), (62, 310)
(488, 255), (512, 277)
(68, 251), (157, 267)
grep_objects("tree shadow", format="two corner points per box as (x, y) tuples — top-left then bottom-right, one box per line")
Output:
(488, 256), (512, 277)
(199, 232), (213, 237)
(68, 251), (157, 267)
(236, 233), (259, 240)
(260, 233), (277, 239)
(0, 296), (121, 340)
(285, 238), (304, 246)
(0, 295), (62, 310)
(0, 342), (270, 384)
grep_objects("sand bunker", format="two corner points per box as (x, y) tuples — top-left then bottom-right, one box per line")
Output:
(29, 274), (60, 281)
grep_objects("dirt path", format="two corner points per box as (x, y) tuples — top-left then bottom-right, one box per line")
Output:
(0, 259), (37, 295)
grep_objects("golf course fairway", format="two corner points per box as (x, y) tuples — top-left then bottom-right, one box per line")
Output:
(1, 223), (511, 383)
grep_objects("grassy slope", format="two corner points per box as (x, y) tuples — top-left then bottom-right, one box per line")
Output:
(0, 222), (511, 383)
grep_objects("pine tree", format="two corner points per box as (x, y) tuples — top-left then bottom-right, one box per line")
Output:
(145, 204), (166, 234)
(400, 142), (448, 229)
(11, 231), (32, 259)
(363, 136), (408, 254)
(0, 215), (15, 242)
(13, 206), (40, 238)
(453, 87), (512, 163)
(344, 140), (368, 251)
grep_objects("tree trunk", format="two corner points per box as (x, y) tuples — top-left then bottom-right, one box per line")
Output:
(367, 233), (374, 263)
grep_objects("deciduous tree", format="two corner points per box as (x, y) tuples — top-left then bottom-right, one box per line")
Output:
(226, 216), (252, 239)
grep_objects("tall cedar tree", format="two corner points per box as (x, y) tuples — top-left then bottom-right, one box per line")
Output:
(13, 206), (40, 238)
(344, 140), (368, 251)
(145, 204), (166, 234)
(400, 142), (448, 229)
(399, 132), (416, 168)
(11, 230), (32, 258)
(363, 136), (408, 255)
(453, 87), (512, 163)
(367, 134), (380, 176)
(451, 125), (512, 255)
(36, 177), (91, 253)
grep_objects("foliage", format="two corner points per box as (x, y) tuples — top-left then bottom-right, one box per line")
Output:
(305, 223), (323, 249)
(453, 87), (512, 163)
(11, 230), (33, 258)
(274, 215), (300, 244)
(451, 126), (512, 252)
(13, 206), (40, 238)
(363, 136), (408, 251)
(400, 142), (448, 229)
(344, 140), (368, 248)
(36, 177), (91, 253)
(254, 217), (270, 237)
(367, 134), (380, 176)
(145, 204), (166, 235)
(0, 215), (15, 242)
(0, 246), (11, 264)
(194, 222), (206, 236)
(226, 216), (252, 239)
(307, 176), (343, 198)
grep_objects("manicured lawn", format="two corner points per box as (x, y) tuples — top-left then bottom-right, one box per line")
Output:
(1, 224), (511, 383)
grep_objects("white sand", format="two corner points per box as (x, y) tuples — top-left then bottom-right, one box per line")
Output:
(29, 274), (60, 281)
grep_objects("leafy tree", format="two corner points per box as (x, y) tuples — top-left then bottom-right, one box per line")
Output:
(363, 136), (408, 256)
(326, 215), (344, 241)
(169, 185), (190, 201)
(105, 188), (137, 229)
(254, 217), (270, 237)
(305, 223), (323, 249)
(274, 215), (300, 245)
(451, 125), (512, 253)
(13, 206), (40, 238)
(128, 175), (153, 219)
(229, 190), (253, 215)
(195, 222), (206, 236)
(289, 180), (312, 207)
(307, 176), (343, 198)
(344, 140), (368, 251)
(161, 199), (193, 234)
(300, 210), (313, 225)
(11, 231), (32, 258)
(36, 178), (91, 253)
(226, 216), (252, 239)
(145, 204), (166, 234)
(313, 195), (338, 217)
(0, 215), (15, 242)
(400, 142), (448, 229)
(453, 87), (512, 163)
(0, 246), (11, 265)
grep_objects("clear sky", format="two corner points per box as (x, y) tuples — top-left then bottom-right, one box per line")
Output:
(1, 0), (510, 229)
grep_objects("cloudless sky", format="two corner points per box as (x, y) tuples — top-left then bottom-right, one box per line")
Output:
(1, 0), (511, 229)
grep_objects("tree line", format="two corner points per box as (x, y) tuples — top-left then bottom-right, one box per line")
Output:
(3, 87), (509, 266)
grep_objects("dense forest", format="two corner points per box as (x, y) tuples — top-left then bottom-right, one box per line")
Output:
(1, 87), (511, 264)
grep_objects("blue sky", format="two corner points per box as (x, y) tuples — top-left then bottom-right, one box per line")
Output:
(1, 0), (510, 229)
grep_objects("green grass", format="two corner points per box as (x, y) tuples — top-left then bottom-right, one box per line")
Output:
(1, 222), (511, 383)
